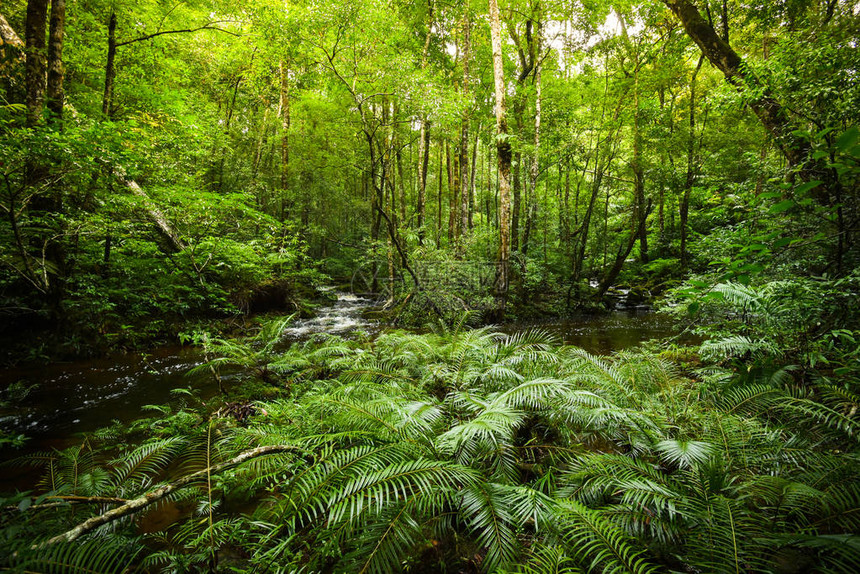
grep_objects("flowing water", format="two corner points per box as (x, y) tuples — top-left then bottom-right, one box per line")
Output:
(282, 292), (378, 338)
(0, 291), (686, 491)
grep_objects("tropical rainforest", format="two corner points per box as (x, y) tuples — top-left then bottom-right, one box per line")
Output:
(1, 0), (860, 572)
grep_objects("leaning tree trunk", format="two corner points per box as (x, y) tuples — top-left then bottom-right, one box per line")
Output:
(124, 178), (186, 253)
(1, 12), (25, 98)
(663, 0), (806, 168)
(489, 0), (512, 318)
(594, 200), (652, 301)
(0, 12), (24, 50)
(42, 445), (297, 546)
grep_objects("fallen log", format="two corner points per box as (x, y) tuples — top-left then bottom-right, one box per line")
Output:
(122, 176), (187, 253)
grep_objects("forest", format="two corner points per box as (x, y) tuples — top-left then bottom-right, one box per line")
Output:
(1, 0), (859, 572)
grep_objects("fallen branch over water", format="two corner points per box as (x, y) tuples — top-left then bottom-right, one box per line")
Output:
(41, 444), (295, 546)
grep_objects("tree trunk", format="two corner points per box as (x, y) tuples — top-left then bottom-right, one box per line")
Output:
(489, 0), (512, 318)
(102, 12), (116, 117)
(417, 121), (430, 245)
(680, 54), (704, 269)
(395, 107), (407, 230)
(251, 106), (270, 184)
(0, 11), (25, 100)
(447, 140), (458, 243)
(632, 78), (647, 264)
(25, 0), (49, 126)
(594, 200), (652, 300)
(511, 116), (522, 252)
(458, 11), (471, 243)
(469, 129), (478, 230)
(437, 141), (443, 248)
(279, 60), (291, 202)
(416, 0), (434, 246)
(664, 0), (806, 168)
(522, 34), (542, 258)
(573, 166), (603, 283)
(46, 0), (64, 124)
(0, 12), (24, 50)
(124, 178), (186, 253)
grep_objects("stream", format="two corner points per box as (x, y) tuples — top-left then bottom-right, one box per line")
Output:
(0, 292), (685, 491)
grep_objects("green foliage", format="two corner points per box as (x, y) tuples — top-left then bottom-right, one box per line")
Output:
(3, 324), (859, 572)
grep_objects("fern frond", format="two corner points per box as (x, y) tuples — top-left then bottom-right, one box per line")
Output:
(460, 482), (521, 572)
(557, 500), (658, 574)
(8, 537), (142, 573)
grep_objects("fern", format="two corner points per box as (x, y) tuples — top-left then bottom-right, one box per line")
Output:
(8, 537), (141, 573)
(557, 500), (658, 574)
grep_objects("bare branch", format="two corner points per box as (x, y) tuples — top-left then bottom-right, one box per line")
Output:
(41, 444), (296, 546)
(117, 21), (240, 47)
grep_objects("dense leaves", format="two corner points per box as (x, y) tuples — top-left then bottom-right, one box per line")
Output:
(2, 319), (859, 572)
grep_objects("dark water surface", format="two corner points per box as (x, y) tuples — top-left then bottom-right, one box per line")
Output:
(0, 293), (687, 492)
(500, 310), (692, 354)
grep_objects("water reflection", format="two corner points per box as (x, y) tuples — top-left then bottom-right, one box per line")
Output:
(500, 310), (693, 355)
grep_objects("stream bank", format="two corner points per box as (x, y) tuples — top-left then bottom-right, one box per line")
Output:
(1, 291), (688, 491)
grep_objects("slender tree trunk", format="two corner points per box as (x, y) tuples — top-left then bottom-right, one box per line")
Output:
(680, 54), (704, 269)
(417, 122), (431, 244)
(522, 37), (542, 258)
(416, 1), (434, 246)
(102, 12), (116, 118)
(574, 169), (601, 283)
(279, 60), (291, 209)
(437, 141), (443, 248)
(368, 132), (381, 244)
(489, 0), (512, 318)
(251, 106), (270, 184)
(594, 200), (652, 300)
(394, 105), (406, 229)
(46, 0), (64, 124)
(511, 115), (522, 252)
(469, 130), (478, 230)
(25, 0), (49, 126)
(632, 74), (648, 263)
(458, 11), (471, 243)
(561, 155), (571, 248)
(447, 140), (457, 243)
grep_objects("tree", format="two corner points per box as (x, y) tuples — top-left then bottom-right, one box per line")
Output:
(489, 0), (513, 319)
(24, 0), (48, 126)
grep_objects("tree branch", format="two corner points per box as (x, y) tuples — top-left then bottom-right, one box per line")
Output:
(116, 22), (239, 47)
(41, 444), (296, 546)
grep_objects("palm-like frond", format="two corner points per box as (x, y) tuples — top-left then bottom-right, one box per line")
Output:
(8, 537), (141, 573)
(461, 482), (521, 572)
(557, 500), (658, 574)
